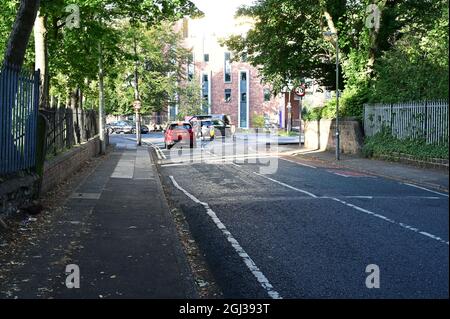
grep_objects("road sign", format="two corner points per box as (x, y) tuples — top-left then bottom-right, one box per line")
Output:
(295, 85), (306, 97)
(133, 100), (142, 111)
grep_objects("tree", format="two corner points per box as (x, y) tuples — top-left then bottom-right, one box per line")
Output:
(176, 80), (206, 120)
(0, 1), (19, 59)
(105, 21), (193, 116)
(225, 0), (448, 118)
(3, 0), (40, 67)
(224, 0), (341, 93)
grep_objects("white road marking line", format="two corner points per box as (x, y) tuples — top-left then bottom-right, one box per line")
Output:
(149, 142), (166, 160)
(331, 172), (376, 178)
(253, 174), (448, 246)
(280, 158), (317, 169)
(158, 148), (166, 160)
(206, 150), (241, 168)
(332, 196), (440, 200)
(169, 176), (282, 300)
(403, 183), (449, 198)
(333, 172), (353, 178)
(331, 196), (374, 199)
(154, 148), (162, 160)
(331, 197), (449, 246)
(160, 154), (276, 167)
(253, 172), (318, 198)
(161, 162), (237, 168)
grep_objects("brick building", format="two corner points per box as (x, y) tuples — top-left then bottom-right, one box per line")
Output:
(171, 16), (284, 129)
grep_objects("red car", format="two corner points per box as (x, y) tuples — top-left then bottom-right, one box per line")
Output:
(164, 122), (195, 149)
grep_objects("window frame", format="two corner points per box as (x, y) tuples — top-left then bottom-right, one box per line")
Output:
(224, 52), (232, 83)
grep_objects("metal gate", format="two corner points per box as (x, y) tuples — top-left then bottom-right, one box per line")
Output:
(0, 64), (40, 175)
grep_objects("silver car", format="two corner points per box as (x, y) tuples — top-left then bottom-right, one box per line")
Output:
(194, 120), (215, 141)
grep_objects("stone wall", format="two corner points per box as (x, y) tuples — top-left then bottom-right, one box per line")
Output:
(40, 136), (101, 194)
(304, 119), (364, 155)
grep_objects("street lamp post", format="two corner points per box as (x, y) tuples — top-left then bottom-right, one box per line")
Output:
(286, 80), (294, 133)
(133, 100), (142, 146)
(294, 84), (306, 149)
(324, 31), (340, 160)
(299, 96), (303, 148)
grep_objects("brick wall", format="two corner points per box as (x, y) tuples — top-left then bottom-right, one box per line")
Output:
(208, 64), (280, 127)
(183, 16), (282, 128)
(40, 136), (101, 194)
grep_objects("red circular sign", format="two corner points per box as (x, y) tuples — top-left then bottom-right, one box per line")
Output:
(295, 85), (306, 97)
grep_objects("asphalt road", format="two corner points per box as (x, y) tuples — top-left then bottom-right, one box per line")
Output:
(113, 133), (449, 299)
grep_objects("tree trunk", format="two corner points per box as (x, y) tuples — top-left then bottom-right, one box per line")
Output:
(133, 37), (140, 100)
(98, 43), (106, 154)
(70, 88), (81, 144)
(323, 10), (337, 35)
(3, 0), (41, 68)
(366, 2), (387, 78)
(34, 11), (49, 109)
(79, 88), (86, 142)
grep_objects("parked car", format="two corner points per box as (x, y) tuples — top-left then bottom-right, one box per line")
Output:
(211, 114), (232, 126)
(106, 121), (134, 134)
(164, 122), (194, 149)
(211, 119), (228, 138)
(211, 114), (234, 137)
(131, 123), (150, 134)
(192, 120), (215, 141)
(149, 123), (164, 132)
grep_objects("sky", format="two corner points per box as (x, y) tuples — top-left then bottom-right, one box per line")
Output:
(191, 0), (255, 21)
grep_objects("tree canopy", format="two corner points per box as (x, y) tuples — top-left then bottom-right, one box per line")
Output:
(1, 0), (202, 116)
(224, 0), (449, 118)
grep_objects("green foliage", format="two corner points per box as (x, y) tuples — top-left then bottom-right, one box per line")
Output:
(226, 0), (448, 119)
(363, 130), (449, 160)
(0, 0), (18, 59)
(252, 114), (265, 128)
(224, 0), (334, 93)
(104, 21), (191, 115)
(1, 0), (201, 115)
(302, 106), (322, 121)
(369, 5), (449, 103)
(318, 86), (369, 120)
(320, 98), (336, 119)
(339, 86), (370, 119)
(176, 80), (206, 120)
(277, 131), (299, 137)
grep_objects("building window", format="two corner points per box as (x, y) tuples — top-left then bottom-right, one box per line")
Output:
(187, 53), (194, 81)
(238, 70), (249, 128)
(224, 52), (232, 83)
(183, 18), (189, 38)
(264, 88), (271, 102)
(225, 89), (232, 102)
(201, 72), (210, 114)
(241, 52), (248, 62)
(204, 54), (209, 62)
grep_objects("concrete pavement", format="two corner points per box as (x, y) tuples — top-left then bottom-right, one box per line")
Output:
(291, 149), (449, 192)
(0, 139), (197, 299)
